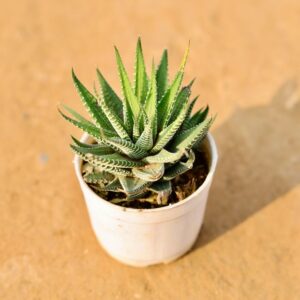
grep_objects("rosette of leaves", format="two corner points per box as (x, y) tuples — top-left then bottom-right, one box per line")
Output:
(60, 38), (214, 206)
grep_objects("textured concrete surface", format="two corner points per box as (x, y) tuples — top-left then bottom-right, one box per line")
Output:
(1, 0), (300, 299)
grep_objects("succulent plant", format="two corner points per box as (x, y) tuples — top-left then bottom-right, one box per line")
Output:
(60, 38), (214, 206)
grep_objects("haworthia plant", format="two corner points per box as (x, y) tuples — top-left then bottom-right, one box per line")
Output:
(60, 38), (214, 206)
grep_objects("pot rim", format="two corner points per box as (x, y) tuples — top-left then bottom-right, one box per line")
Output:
(74, 132), (218, 214)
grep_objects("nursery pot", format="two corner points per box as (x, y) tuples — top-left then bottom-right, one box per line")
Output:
(74, 133), (218, 267)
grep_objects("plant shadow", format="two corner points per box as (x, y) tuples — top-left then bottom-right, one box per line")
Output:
(193, 79), (300, 249)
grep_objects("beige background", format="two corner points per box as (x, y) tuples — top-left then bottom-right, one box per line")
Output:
(1, 0), (300, 299)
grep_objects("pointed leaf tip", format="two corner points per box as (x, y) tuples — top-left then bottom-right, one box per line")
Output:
(134, 37), (149, 103)
(180, 42), (190, 71)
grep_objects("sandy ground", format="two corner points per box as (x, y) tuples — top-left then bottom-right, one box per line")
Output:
(1, 0), (300, 299)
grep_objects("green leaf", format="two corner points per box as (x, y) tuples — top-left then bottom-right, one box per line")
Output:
(144, 148), (183, 164)
(71, 146), (133, 176)
(92, 178), (122, 192)
(103, 178), (123, 192)
(187, 96), (198, 117)
(136, 120), (153, 151)
(59, 109), (116, 139)
(115, 47), (140, 120)
(126, 191), (149, 200)
(83, 172), (111, 184)
(163, 150), (195, 180)
(144, 61), (157, 139)
(96, 69), (123, 118)
(189, 105), (209, 127)
(151, 103), (188, 153)
(123, 99), (133, 136)
(132, 163), (164, 182)
(181, 96), (198, 130)
(134, 38), (149, 103)
(169, 117), (214, 151)
(71, 145), (145, 168)
(167, 80), (194, 125)
(96, 83), (130, 140)
(93, 82), (100, 99)
(119, 176), (151, 195)
(96, 164), (132, 176)
(149, 180), (172, 205)
(181, 105), (209, 131)
(132, 118), (140, 142)
(103, 137), (147, 159)
(157, 44), (189, 130)
(156, 49), (168, 101)
(148, 180), (172, 193)
(59, 109), (101, 139)
(72, 69), (115, 132)
(71, 136), (103, 148)
(71, 137), (114, 155)
(157, 71), (183, 130)
(179, 41), (190, 70)
(61, 104), (94, 127)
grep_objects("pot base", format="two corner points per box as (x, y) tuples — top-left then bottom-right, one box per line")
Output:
(99, 236), (199, 267)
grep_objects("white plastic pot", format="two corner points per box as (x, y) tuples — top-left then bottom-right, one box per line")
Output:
(74, 133), (218, 267)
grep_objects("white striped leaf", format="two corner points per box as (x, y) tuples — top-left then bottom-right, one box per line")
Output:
(115, 47), (140, 120)
(156, 49), (168, 102)
(144, 148), (183, 164)
(103, 137), (147, 159)
(169, 117), (214, 151)
(92, 178), (122, 192)
(136, 120), (153, 151)
(118, 176), (151, 195)
(83, 172), (113, 184)
(70, 138), (114, 155)
(59, 110), (110, 139)
(72, 70), (115, 133)
(96, 69), (123, 118)
(97, 87), (130, 140)
(181, 96), (199, 130)
(132, 163), (164, 182)
(61, 104), (95, 127)
(163, 150), (195, 180)
(144, 61), (157, 139)
(167, 80), (193, 125)
(148, 180), (172, 193)
(134, 38), (149, 103)
(151, 103), (188, 153)
(157, 44), (189, 129)
(71, 146), (145, 168)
